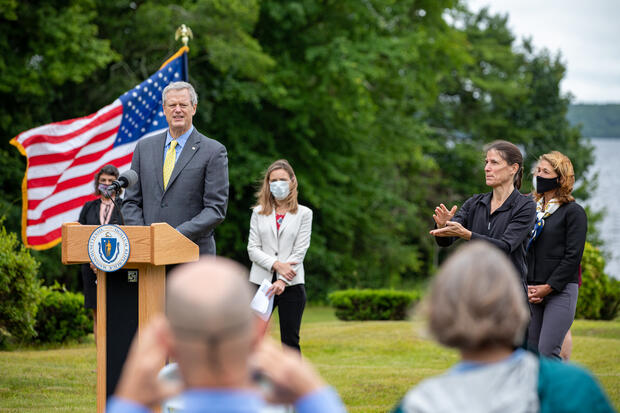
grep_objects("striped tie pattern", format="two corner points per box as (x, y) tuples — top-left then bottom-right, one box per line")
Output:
(163, 140), (178, 189)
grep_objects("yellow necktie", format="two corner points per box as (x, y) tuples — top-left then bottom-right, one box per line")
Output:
(163, 140), (178, 189)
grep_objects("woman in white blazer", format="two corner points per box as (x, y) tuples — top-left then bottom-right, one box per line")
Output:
(248, 159), (313, 352)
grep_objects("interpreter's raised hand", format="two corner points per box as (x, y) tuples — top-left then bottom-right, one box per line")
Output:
(266, 280), (287, 298)
(273, 261), (298, 281)
(114, 315), (182, 408)
(433, 204), (457, 228)
(429, 220), (472, 240)
(251, 338), (325, 405)
(528, 284), (552, 304)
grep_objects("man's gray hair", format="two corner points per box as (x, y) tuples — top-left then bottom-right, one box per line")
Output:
(162, 81), (198, 106)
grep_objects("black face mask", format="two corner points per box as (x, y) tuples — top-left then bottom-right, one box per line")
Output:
(535, 175), (559, 194)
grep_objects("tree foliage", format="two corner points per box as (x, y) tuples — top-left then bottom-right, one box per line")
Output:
(1, 0), (596, 299)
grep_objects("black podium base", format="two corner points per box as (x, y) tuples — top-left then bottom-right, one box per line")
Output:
(105, 269), (138, 397)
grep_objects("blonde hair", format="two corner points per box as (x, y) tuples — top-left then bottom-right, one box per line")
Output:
(534, 151), (575, 204)
(254, 159), (299, 215)
(424, 242), (529, 351)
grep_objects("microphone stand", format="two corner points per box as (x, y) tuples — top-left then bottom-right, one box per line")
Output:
(107, 187), (126, 225)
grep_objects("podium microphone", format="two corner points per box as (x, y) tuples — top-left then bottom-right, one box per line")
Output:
(106, 169), (138, 196)
(105, 169), (138, 225)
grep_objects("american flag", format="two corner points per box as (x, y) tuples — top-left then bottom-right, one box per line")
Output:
(10, 47), (188, 249)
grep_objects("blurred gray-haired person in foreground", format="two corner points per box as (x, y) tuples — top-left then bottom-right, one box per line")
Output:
(392, 242), (614, 413)
(106, 257), (346, 413)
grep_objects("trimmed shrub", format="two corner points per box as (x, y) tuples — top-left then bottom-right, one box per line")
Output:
(576, 242), (620, 320)
(328, 289), (419, 321)
(35, 283), (92, 344)
(599, 277), (620, 320)
(0, 225), (40, 349)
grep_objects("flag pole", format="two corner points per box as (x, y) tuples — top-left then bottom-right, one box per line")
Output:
(175, 24), (193, 47)
(175, 24), (192, 81)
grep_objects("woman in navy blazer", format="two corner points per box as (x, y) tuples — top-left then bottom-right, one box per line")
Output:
(526, 151), (587, 359)
(248, 159), (313, 352)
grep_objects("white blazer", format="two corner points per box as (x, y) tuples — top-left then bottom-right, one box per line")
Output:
(247, 204), (313, 286)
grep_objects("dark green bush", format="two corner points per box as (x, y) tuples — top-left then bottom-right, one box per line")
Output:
(0, 225), (41, 349)
(576, 242), (620, 320)
(599, 278), (620, 320)
(328, 289), (419, 321)
(35, 283), (92, 344)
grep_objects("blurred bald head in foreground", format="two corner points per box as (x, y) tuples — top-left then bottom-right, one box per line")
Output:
(166, 257), (257, 387)
(110, 257), (347, 413)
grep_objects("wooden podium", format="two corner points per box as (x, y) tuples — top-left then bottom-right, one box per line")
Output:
(61, 222), (199, 413)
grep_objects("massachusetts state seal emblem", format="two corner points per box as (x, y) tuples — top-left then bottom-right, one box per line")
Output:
(88, 225), (130, 272)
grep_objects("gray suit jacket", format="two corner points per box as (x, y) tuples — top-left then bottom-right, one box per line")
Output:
(122, 128), (229, 255)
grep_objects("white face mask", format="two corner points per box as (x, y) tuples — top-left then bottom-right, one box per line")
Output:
(270, 180), (290, 200)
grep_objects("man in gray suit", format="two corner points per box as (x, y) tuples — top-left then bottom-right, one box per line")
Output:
(123, 81), (228, 255)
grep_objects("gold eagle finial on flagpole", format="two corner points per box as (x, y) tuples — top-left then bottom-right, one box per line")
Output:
(175, 24), (193, 47)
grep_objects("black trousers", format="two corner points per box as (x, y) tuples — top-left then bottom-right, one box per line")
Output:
(273, 282), (306, 352)
(251, 276), (306, 352)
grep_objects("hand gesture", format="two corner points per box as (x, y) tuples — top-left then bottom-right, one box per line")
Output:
(251, 338), (325, 405)
(266, 280), (287, 298)
(429, 220), (472, 240)
(114, 316), (182, 408)
(274, 261), (298, 281)
(433, 204), (457, 228)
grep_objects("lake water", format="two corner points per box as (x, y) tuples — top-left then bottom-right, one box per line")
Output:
(587, 137), (620, 279)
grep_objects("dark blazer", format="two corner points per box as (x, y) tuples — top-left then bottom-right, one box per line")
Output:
(78, 198), (123, 309)
(435, 188), (536, 280)
(526, 201), (587, 292)
(122, 128), (229, 255)
(78, 198), (122, 226)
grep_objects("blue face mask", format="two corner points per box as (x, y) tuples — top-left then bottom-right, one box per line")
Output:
(269, 181), (290, 200)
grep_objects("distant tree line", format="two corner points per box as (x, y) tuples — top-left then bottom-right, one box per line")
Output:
(0, 0), (595, 299)
(567, 104), (620, 137)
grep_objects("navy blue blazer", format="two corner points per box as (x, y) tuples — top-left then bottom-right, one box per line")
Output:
(526, 201), (587, 292)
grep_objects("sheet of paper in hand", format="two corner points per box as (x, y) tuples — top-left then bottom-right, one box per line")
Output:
(250, 279), (274, 321)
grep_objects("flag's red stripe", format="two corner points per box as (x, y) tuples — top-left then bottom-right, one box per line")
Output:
(104, 153), (134, 168)
(64, 145), (116, 168)
(20, 105), (123, 148)
(27, 195), (96, 226)
(27, 228), (62, 247)
(28, 127), (119, 167)
(27, 174), (97, 210)
(26, 146), (132, 189)
(54, 110), (100, 125)
(27, 175), (60, 189)
(25, 153), (134, 217)
(26, 144), (115, 189)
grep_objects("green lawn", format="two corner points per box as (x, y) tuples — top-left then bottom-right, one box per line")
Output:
(1, 307), (618, 412)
